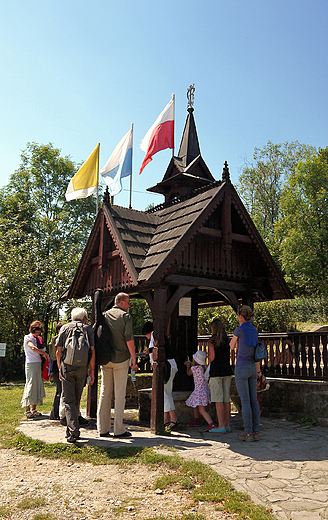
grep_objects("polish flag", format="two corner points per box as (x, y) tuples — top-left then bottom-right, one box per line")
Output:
(139, 95), (174, 174)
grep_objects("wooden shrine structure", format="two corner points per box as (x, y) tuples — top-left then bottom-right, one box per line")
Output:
(64, 93), (292, 433)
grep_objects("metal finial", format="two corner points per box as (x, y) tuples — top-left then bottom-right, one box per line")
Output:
(187, 84), (195, 110)
(222, 161), (230, 182)
(103, 186), (111, 206)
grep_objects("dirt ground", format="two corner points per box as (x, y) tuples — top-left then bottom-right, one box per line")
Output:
(0, 448), (234, 520)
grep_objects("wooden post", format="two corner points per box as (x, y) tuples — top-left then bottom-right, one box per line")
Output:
(150, 286), (167, 433)
(87, 291), (98, 419)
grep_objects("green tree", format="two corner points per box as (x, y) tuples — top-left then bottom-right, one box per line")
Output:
(0, 142), (99, 378)
(276, 146), (328, 296)
(237, 141), (316, 260)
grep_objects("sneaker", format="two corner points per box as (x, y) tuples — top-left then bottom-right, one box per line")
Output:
(67, 436), (78, 444)
(99, 432), (111, 437)
(238, 433), (254, 442)
(253, 432), (260, 441)
(78, 416), (89, 425)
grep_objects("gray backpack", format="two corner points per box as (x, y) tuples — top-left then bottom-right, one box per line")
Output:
(62, 322), (90, 367)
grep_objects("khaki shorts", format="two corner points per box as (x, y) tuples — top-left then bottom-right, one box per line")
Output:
(210, 375), (232, 403)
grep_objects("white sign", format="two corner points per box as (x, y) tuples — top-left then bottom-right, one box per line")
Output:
(179, 297), (192, 316)
(0, 343), (6, 357)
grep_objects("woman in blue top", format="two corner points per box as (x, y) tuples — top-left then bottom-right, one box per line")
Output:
(230, 305), (260, 442)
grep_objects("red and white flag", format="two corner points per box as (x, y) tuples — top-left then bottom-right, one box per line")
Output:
(139, 95), (174, 174)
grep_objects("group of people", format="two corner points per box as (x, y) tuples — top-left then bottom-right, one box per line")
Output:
(184, 305), (262, 442)
(21, 296), (262, 443)
(21, 293), (138, 443)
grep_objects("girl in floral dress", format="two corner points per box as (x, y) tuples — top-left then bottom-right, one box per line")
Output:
(184, 350), (214, 432)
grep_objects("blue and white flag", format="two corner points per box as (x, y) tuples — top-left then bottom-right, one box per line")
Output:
(100, 125), (133, 196)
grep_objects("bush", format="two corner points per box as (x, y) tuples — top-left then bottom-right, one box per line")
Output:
(289, 296), (328, 323)
(199, 297), (328, 335)
(198, 307), (238, 335)
(253, 300), (296, 332)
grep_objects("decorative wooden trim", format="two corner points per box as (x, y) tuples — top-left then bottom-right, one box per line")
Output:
(165, 274), (248, 292)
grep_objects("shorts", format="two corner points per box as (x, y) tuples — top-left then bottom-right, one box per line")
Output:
(210, 375), (232, 403)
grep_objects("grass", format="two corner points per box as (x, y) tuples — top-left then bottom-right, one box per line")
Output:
(17, 495), (47, 509)
(0, 505), (10, 518)
(0, 382), (277, 520)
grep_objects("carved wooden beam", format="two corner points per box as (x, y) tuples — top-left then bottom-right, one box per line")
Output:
(165, 274), (247, 293)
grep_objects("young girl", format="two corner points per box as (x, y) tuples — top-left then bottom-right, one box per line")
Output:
(208, 319), (233, 433)
(184, 350), (214, 431)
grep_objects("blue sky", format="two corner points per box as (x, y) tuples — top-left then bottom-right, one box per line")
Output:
(0, 0), (327, 211)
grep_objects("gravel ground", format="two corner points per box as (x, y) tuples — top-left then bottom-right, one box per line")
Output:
(0, 448), (234, 520)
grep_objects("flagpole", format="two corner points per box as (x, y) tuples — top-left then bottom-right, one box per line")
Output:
(96, 142), (100, 215)
(172, 93), (175, 157)
(129, 123), (133, 209)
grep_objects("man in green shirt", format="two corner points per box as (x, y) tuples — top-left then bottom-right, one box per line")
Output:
(97, 293), (138, 438)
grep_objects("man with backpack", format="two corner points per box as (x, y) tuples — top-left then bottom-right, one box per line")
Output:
(56, 308), (95, 443)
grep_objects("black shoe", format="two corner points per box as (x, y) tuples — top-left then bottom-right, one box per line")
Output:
(99, 432), (111, 437)
(67, 436), (78, 443)
(114, 431), (132, 438)
(66, 428), (80, 439)
(78, 416), (89, 425)
(60, 417), (67, 426)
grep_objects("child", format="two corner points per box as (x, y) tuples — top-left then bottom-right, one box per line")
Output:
(184, 350), (214, 432)
(208, 319), (233, 433)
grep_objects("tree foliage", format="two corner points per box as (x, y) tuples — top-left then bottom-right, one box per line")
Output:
(276, 146), (328, 296)
(0, 142), (99, 378)
(237, 141), (316, 260)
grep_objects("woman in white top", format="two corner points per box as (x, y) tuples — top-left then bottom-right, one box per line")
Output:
(21, 321), (49, 419)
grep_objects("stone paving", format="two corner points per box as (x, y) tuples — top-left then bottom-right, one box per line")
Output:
(18, 412), (328, 520)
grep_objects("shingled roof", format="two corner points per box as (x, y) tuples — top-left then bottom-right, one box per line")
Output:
(65, 169), (292, 304)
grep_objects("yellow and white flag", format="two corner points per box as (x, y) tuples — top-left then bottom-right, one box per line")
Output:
(65, 144), (100, 201)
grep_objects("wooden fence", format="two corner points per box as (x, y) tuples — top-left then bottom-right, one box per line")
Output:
(136, 331), (328, 382)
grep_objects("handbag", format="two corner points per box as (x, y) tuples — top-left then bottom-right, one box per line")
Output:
(254, 341), (267, 362)
(42, 357), (50, 381)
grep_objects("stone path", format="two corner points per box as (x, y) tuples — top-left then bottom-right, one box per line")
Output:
(18, 412), (328, 520)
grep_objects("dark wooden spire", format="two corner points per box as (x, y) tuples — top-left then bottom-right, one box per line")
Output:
(177, 106), (201, 168)
(147, 93), (215, 203)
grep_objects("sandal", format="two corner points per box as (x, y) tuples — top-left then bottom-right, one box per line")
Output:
(24, 411), (33, 419)
(203, 422), (215, 432)
(167, 421), (180, 429)
(31, 410), (42, 417)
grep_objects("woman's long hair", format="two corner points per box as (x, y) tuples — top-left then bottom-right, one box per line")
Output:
(209, 319), (226, 348)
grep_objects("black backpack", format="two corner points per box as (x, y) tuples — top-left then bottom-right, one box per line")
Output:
(93, 289), (113, 366)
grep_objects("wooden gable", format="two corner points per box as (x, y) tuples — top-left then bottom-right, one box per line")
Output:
(65, 206), (152, 299)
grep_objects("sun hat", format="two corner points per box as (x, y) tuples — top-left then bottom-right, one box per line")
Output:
(193, 350), (207, 365)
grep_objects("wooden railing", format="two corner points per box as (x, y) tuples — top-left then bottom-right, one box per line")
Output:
(200, 332), (328, 381)
(136, 332), (328, 381)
